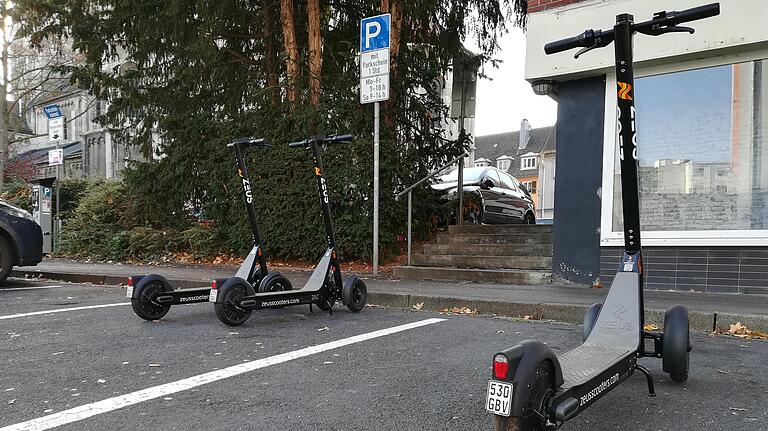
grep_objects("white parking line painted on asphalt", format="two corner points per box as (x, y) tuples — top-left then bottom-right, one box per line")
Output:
(0, 318), (446, 431)
(0, 302), (130, 320)
(0, 285), (62, 292)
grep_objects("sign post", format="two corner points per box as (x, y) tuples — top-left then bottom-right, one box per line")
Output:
(360, 14), (390, 277)
(44, 104), (63, 252)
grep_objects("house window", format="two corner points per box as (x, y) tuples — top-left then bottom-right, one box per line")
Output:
(609, 58), (767, 236)
(521, 156), (537, 170)
(497, 159), (511, 171)
(523, 181), (537, 194)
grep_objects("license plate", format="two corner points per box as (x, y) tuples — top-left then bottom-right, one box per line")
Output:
(126, 285), (134, 298)
(486, 380), (513, 417)
(208, 289), (218, 303)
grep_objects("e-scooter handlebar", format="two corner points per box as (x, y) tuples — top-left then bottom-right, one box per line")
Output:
(287, 134), (354, 148)
(228, 137), (269, 148)
(544, 3), (719, 57)
(670, 3), (720, 25)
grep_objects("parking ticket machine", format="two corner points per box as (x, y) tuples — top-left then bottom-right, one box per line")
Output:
(31, 178), (54, 254)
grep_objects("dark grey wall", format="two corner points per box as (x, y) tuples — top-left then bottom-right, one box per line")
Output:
(552, 76), (606, 284)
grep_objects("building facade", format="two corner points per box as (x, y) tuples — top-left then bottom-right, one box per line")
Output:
(526, 0), (768, 293)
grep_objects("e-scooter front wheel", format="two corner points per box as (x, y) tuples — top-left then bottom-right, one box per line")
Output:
(214, 278), (255, 326)
(131, 275), (172, 321)
(342, 276), (367, 313)
(258, 272), (293, 293)
(663, 305), (691, 382)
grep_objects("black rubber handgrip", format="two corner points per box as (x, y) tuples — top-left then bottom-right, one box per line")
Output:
(673, 3), (720, 25)
(228, 137), (268, 148)
(544, 34), (583, 55)
(328, 134), (353, 143)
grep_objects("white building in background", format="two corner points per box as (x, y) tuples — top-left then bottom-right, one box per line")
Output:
(526, 0), (768, 291)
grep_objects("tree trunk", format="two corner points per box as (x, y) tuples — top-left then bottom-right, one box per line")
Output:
(264, 0), (279, 106)
(381, 0), (403, 134)
(307, 0), (322, 109)
(280, 0), (299, 109)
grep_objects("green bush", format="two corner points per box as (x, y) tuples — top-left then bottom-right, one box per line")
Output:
(181, 225), (222, 259)
(0, 182), (33, 212)
(60, 181), (130, 259)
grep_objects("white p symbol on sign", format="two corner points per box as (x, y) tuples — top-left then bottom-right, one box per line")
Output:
(364, 21), (381, 49)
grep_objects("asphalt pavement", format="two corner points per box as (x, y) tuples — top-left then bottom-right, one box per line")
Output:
(1, 277), (767, 430)
(12, 259), (768, 331)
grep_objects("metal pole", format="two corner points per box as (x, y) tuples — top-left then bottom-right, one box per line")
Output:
(55, 141), (61, 253)
(457, 160), (463, 225)
(407, 190), (412, 266)
(457, 59), (468, 225)
(373, 101), (380, 276)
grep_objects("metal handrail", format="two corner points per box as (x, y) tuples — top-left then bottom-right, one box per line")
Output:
(395, 151), (469, 200)
(395, 151), (469, 265)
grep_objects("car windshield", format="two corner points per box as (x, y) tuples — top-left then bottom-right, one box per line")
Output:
(437, 167), (487, 183)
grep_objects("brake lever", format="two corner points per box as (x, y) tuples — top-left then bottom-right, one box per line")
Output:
(641, 23), (695, 36)
(662, 25), (695, 34)
(574, 44), (599, 59)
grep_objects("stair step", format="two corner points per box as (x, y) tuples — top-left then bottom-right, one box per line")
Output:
(437, 233), (552, 245)
(393, 266), (551, 285)
(422, 243), (552, 257)
(448, 224), (553, 235)
(411, 254), (551, 270)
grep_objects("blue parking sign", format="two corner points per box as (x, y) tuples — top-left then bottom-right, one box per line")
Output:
(360, 14), (391, 53)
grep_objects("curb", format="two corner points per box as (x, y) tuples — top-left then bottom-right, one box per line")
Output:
(13, 270), (768, 332)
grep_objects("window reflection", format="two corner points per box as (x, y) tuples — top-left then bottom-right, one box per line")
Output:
(613, 59), (767, 232)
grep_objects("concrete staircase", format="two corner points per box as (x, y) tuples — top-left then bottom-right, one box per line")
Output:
(393, 224), (553, 284)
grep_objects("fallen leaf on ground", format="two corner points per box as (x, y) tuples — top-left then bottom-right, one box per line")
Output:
(643, 323), (660, 331)
(412, 302), (424, 311)
(523, 315), (534, 321)
(712, 322), (768, 340)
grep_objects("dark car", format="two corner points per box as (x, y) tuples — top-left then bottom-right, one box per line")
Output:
(0, 199), (43, 282)
(431, 166), (536, 226)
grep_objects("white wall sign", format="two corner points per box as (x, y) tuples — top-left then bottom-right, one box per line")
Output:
(48, 149), (64, 166)
(48, 117), (64, 143)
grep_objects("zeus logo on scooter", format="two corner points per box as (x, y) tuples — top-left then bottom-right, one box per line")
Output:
(320, 177), (329, 204)
(617, 104), (637, 161)
(242, 178), (253, 204)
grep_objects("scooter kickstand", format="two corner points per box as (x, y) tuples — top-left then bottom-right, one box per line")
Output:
(635, 365), (656, 397)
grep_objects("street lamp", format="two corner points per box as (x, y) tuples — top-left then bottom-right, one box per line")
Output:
(531, 79), (556, 96)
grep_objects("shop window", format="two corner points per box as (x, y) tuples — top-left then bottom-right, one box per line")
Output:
(612, 59), (767, 232)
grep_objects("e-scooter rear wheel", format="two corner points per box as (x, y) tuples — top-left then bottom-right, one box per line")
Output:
(492, 361), (553, 431)
(342, 276), (367, 313)
(214, 278), (255, 326)
(131, 275), (172, 321)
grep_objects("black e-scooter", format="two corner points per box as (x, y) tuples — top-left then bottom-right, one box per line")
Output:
(126, 137), (291, 321)
(210, 134), (368, 326)
(486, 4), (720, 430)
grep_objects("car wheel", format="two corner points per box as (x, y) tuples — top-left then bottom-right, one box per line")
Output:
(0, 236), (14, 283)
(523, 213), (536, 225)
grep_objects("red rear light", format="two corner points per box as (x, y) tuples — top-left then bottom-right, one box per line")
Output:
(493, 354), (509, 380)
(127, 277), (134, 286)
(211, 280), (218, 289)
